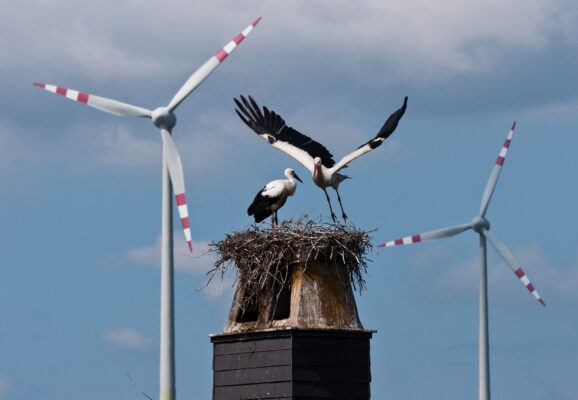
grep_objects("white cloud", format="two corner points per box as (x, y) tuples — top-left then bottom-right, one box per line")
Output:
(414, 242), (578, 305)
(4, 0), (576, 83)
(518, 99), (578, 121)
(555, 385), (578, 400)
(433, 252), (480, 300)
(511, 244), (578, 304)
(0, 107), (251, 182)
(100, 328), (154, 351)
(1, 1), (187, 78)
(172, 110), (256, 178)
(90, 124), (161, 171)
(0, 374), (12, 399)
(123, 232), (216, 275)
(410, 244), (455, 270)
(1, 99), (405, 191)
(202, 274), (237, 300)
(0, 120), (162, 185)
(122, 232), (236, 300)
(0, 122), (65, 172)
(6, 0), (575, 184)
(0, 125), (18, 176)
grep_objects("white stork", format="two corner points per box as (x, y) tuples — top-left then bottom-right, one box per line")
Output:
(248, 168), (303, 224)
(235, 95), (408, 222)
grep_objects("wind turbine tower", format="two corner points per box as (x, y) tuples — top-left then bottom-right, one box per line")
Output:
(379, 122), (545, 400)
(35, 18), (261, 400)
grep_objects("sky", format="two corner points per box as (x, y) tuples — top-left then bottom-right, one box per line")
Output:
(1, 0), (577, 399)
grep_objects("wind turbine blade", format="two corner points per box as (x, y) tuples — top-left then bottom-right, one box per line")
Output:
(378, 223), (471, 248)
(34, 83), (152, 118)
(479, 122), (516, 217)
(482, 230), (545, 306)
(159, 129), (193, 253)
(167, 17), (261, 111)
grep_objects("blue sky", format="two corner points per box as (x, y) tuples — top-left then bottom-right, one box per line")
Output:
(1, 0), (577, 399)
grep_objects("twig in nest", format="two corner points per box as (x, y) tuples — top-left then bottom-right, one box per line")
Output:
(207, 217), (372, 312)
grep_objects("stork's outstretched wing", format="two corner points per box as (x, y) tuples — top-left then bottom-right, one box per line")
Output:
(235, 95), (335, 173)
(331, 96), (407, 173)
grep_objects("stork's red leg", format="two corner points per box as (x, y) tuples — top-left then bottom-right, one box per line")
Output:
(323, 188), (337, 222)
(334, 187), (348, 222)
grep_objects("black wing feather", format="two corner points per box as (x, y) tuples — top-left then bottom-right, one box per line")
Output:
(249, 96), (265, 121)
(247, 187), (278, 223)
(235, 95), (335, 167)
(235, 109), (252, 130)
(241, 96), (261, 123)
(358, 96), (408, 149)
(377, 96), (408, 139)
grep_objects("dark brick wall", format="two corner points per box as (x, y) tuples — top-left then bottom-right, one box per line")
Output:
(211, 330), (373, 400)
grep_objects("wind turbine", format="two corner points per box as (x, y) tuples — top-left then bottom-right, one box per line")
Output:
(378, 122), (545, 400)
(35, 17), (261, 400)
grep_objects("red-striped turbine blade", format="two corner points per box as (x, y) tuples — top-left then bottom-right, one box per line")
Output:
(167, 17), (261, 111)
(175, 193), (193, 253)
(482, 229), (545, 306)
(378, 223), (471, 248)
(160, 129), (193, 253)
(34, 83), (151, 117)
(479, 122), (516, 217)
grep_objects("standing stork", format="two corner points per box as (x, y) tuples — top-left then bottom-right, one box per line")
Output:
(235, 95), (407, 222)
(248, 168), (303, 224)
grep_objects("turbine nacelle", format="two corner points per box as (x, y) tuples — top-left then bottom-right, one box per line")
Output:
(152, 106), (177, 130)
(471, 216), (490, 233)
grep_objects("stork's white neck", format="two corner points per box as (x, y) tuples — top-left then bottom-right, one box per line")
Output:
(284, 171), (298, 195)
(313, 163), (325, 184)
(286, 180), (297, 195)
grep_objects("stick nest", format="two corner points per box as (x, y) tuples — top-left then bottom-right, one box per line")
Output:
(207, 218), (372, 311)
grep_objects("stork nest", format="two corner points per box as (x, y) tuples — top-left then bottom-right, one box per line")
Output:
(207, 218), (372, 312)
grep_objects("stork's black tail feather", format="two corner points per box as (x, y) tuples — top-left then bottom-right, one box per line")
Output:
(253, 209), (272, 223)
(248, 198), (273, 223)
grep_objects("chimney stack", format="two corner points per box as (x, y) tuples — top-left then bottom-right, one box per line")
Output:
(210, 253), (374, 399)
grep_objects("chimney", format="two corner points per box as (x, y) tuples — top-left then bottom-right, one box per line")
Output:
(209, 223), (374, 399)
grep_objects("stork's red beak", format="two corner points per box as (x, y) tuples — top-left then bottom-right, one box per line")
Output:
(313, 163), (319, 175)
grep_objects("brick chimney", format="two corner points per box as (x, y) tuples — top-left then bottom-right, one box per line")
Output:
(210, 260), (374, 399)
